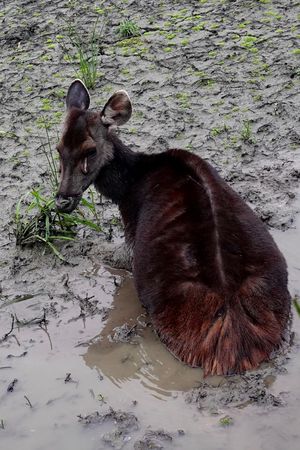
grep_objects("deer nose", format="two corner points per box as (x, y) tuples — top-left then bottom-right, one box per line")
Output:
(55, 195), (74, 212)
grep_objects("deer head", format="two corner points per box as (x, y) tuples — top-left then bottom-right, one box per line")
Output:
(55, 80), (132, 213)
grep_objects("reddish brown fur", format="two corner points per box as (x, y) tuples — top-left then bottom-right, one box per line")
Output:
(119, 149), (291, 375)
(57, 90), (291, 376)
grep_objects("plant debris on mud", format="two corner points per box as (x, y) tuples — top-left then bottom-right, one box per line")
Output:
(134, 429), (173, 450)
(78, 408), (139, 449)
(78, 408), (139, 431)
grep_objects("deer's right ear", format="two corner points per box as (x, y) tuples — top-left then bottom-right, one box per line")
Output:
(101, 90), (132, 127)
(66, 79), (90, 110)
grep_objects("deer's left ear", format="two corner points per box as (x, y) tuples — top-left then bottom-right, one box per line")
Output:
(66, 79), (90, 110)
(101, 90), (132, 126)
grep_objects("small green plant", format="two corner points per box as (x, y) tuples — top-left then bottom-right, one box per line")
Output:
(14, 126), (102, 260)
(240, 120), (254, 143)
(41, 98), (52, 112)
(118, 20), (140, 38)
(181, 38), (189, 46)
(192, 70), (215, 87)
(293, 297), (300, 316)
(240, 36), (258, 52)
(61, 19), (104, 89)
(264, 10), (282, 20)
(219, 416), (234, 427)
(192, 22), (206, 31)
(15, 190), (101, 260)
(211, 125), (229, 137)
(208, 50), (217, 58)
(176, 92), (190, 109)
(94, 6), (105, 15)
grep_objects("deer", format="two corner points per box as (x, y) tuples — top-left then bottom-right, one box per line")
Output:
(55, 79), (291, 376)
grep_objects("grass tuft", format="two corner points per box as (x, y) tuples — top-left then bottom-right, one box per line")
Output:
(15, 190), (102, 261)
(240, 120), (254, 143)
(118, 20), (140, 38)
(60, 19), (104, 89)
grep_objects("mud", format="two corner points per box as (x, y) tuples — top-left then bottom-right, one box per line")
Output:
(1, 0), (300, 449)
(134, 429), (173, 450)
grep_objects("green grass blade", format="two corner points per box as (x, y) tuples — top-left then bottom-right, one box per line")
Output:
(293, 297), (300, 316)
(36, 235), (65, 261)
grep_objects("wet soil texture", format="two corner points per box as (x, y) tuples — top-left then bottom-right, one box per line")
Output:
(1, 1), (300, 450)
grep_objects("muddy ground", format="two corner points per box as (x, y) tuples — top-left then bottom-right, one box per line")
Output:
(0, 0), (300, 449)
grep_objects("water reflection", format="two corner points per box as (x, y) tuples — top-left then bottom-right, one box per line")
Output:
(83, 275), (212, 397)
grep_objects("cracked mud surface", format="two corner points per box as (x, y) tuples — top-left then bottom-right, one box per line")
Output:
(1, 1), (300, 449)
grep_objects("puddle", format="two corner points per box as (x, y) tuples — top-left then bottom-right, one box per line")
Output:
(1, 218), (300, 450)
(84, 275), (210, 398)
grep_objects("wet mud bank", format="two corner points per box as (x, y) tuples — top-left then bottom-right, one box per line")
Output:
(1, 0), (300, 449)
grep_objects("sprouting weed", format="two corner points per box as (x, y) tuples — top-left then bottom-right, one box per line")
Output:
(118, 20), (140, 38)
(59, 19), (104, 89)
(240, 120), (255, 143)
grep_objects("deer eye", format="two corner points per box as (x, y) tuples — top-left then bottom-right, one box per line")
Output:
(86, 148), (97, 158)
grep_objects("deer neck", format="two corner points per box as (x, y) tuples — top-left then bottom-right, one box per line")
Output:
(94, 132), (141, 204)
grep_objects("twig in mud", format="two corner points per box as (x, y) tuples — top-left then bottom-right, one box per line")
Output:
(0, 314), (15, 343)
(0, 419), (4, 430)
(11, 334), (21, 346)
(7, 378), (18, 392)
(56, 373), (77, 385)
(127, 324), (137, 335)
(39, 323), (53, 350)
(68, 295), (97, 324)
(64, 373), (72, 383)
(0, 366), (12, 370)
(24, 395), (33, 408)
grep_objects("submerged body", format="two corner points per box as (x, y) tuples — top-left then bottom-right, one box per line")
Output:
(56, 80), (291, 376)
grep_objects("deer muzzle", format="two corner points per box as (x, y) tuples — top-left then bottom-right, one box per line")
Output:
(55, 194), (81, 213)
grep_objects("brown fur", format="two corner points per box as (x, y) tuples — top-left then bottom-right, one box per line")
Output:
(122, 150), (291, 375)
(57, 85), (291, 376)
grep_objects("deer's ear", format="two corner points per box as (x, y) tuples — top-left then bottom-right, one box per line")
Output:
(66, 79), (90, 110)
(101, 90), (132, 126)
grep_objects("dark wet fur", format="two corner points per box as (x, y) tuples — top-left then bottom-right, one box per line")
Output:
(64, 113), (292, 375)
(92, 134), (291, 376)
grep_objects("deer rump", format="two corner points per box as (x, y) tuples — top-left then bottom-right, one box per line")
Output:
(123, 149), (290, 376)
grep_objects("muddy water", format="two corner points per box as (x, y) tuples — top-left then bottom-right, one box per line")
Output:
(84, 273), (209, 397)
(1, 0), (300, 448)
(1, 216), (300, 450)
